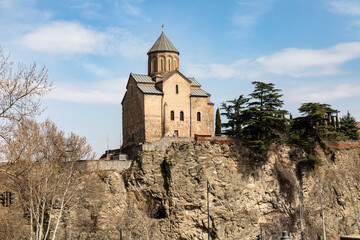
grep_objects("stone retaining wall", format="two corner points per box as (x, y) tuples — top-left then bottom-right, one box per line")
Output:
(140, 137), (194, 151)
(74, 160), (132, 172)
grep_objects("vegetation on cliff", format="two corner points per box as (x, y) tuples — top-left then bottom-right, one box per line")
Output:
(221, 81), (359, 151)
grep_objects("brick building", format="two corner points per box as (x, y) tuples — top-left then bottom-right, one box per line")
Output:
(122, 29), (214, 147)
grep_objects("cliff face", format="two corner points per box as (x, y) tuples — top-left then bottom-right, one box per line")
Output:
(69, 141), (360, 240)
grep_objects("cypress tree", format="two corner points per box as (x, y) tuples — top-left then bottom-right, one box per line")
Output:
(215, 108), (222, 136)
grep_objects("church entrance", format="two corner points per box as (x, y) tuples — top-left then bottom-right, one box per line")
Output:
(173, 130), (179, 137)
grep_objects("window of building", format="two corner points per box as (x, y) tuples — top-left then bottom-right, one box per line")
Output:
(168, 59), (171, 71)
(171, 111), (174, 121)
(176, 85), (179, 94)
(161, 59), (164, 71)
(152, 58), (157, 72)
(197, 112), (201, 121)
(180, 111), (184, 121)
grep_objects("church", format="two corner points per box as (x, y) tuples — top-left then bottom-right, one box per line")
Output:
(122, 28), (214, 147)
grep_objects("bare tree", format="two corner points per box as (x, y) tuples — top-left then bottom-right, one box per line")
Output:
(2, 119), (94, 239)
(0, 47), (52, 142)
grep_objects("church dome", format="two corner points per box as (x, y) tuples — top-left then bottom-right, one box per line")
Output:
(148, 31), (179, 54)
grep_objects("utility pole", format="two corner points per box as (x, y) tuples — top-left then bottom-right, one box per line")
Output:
(68, 211), (71, 240)
(207, 180), (211, 240)
(299, 189), (304, 240)
(320, 183), (326, 240)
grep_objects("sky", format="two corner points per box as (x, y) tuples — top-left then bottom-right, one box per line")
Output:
(1, 0), (360, 157)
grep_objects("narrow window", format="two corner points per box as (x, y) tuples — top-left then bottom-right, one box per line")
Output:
(152, 58), (157, 72)
(197, 112), (201, 121)
(168, 59), (171, 71)
(180, 111), (184, 121)
(171, 111), (174, 121)
(176, 85), (179, 94)
(161, 59), (164, 71)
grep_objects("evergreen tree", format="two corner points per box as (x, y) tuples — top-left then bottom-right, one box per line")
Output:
(220, 95), (248, 137)
(242, 81), (288, 150)
(339, 111), (359, 140)
(215, 108), (222, 136)
(292, 102), (341, 144)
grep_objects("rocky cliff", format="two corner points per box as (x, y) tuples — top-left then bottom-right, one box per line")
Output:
(68, 141), (360, 240)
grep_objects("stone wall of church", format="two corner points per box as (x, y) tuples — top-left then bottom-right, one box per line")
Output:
(144, 94), (163, 142)
(191, 97), (214, 136)
(122, 78), (145, 146)
(162, 74), (191, 137)
(148, 52), (179, 77)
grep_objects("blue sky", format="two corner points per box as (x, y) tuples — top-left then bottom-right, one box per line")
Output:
(1, 0), (360, 157)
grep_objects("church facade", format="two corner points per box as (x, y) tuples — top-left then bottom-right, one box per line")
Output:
(122, 29), (214, 147)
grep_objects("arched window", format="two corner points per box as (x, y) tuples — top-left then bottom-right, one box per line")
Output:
(168, 59), (171, 71)
(161, 59), (164, 71)
(180, 111), (184, 121)
(197, 112), (201, 121)
(171, 111), (174, 121)
(151, 57), (157, 72)
(176, 85), (179, 94)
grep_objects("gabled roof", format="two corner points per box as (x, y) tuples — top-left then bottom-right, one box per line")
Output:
(188, 77), (201, 87)
(130, 73), (153, 83)
(191, 89), (209, 97)
(137, 85), (163, 95)
(156, 70), (192, 85)
(148, 32), (179, 54)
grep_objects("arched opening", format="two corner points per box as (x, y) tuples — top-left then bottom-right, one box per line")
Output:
(197, 112), (201, 121)
(168, 58), (171, 71)
(180, 111), (184, 121)
(161, 59), (164, 71)
(151, 57), (157, 73)
(174, 57), (178, 70)
(176, 85), (179, 94)
(171, 111), (174, 121)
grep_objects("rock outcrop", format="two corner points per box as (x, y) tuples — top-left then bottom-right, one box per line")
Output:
(61, 141), (360, 239)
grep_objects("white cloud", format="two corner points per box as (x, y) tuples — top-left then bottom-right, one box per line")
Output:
(257, 42), (360, 77)
(46, 77), (128, 104)
(233, 0), (274, 29)
(114, 0), (151, 22)
(21, 21), (107, 54)
(81, 62), (111, 77)
(20, 21), (149, 57)
(184, 59), (265, 80)
(288, 83), (360, 102)
(185, 42), (360, 79)
(328, 0), (360, 16)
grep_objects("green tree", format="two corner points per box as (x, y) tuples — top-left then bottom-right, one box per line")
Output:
(242, 81), (288, 150)
(339, 111), (359, 140)
(220, 95), (248, 137)
(215, 108), (222, 136)
(292, 102), (342, 145)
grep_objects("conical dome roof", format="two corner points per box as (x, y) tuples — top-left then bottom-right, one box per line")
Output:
(148, 32), (179, 54)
